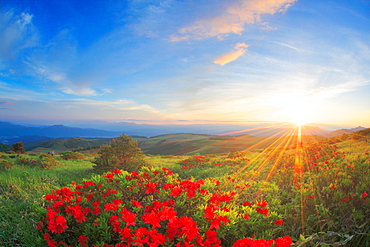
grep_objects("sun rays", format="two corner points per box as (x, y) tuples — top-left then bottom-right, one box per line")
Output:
(217, 123), (334, 235)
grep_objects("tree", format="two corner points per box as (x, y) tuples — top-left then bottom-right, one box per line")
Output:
(93, 134), (146, 173)
(11, 142), (26, 154)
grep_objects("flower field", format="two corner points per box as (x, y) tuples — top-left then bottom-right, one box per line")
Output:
(0, 136), (369, 246)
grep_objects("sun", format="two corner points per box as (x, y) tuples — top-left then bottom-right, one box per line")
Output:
(291, 112), (309, 127)
(269, 92), (315, 127)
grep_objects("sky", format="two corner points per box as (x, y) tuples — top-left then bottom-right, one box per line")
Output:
(1, 0), (370, 129)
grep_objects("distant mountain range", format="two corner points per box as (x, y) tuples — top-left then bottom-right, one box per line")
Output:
(1, 120), (368, 155)
(0, 122), (121, 145)
(0, 121), (367, 148)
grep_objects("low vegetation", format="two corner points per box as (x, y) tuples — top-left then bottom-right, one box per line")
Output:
(0, 130), (369, 246)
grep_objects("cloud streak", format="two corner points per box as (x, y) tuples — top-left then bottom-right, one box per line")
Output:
(171, 0), (297, 41)
(214, 43), (249, 65)
(0, 11), (38, 61)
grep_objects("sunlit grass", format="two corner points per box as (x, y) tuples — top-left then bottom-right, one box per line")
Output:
(1, 128), (370, 246)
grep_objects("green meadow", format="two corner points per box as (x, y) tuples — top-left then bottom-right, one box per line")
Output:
(0, 131), (369, 246)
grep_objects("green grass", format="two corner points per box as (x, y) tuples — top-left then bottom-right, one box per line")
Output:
(1, 136), (370, 246)
(0, 154), (96, 246)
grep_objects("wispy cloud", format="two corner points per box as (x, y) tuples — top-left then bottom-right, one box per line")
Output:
(214, 43), (249, 65)
(0, 100), (14, 110)
(0, 10), (38, 61)
(170, 0), (297, 41)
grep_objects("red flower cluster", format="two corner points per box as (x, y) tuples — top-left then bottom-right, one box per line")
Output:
(37, 168), (292, 247)
(256, 200), (269, 217)
(233, 235), (292, 247)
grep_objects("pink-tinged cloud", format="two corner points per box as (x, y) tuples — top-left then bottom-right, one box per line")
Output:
(0, 101), (12, 105)
(214, 43), (249, 65)
(170, 0), (297, 41)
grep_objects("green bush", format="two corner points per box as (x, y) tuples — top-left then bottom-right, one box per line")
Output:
(93, 134), (147, 173)
(11, 141), (26, 154)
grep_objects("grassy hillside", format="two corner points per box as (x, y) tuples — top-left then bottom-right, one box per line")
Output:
(139, 133), (326, 155)
(1, 135), (369, 246)
(27, 138), (112, 153)
(25, 133), (327, 155)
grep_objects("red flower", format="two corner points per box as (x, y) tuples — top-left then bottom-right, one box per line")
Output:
(170, 187), (183, 197)
(161, 167), (174, 175)
(131, 200), (143, 208)
(232, 237), (273, 247)
(362, 192), (369, 199)
(104, 202), (119, 211)
(242, 214), (250, 219)
(47, 212), (68, 234)
(78, 235), (89, 247)
(112, 169), (123, 174)
(104, 173), (115, 179)
(204, 230), (221, 246)
(142, 212), (161, 228)
(242, 201), (252, 206)
(275, 219), (284, 225)
(274, 236), (293, 247)
(144, 182), (160, 194)
(256, 200), (269, 207)
(120, 208), (137, 227)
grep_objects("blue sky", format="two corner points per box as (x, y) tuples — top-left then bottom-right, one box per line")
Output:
(1, 0), (369, 128)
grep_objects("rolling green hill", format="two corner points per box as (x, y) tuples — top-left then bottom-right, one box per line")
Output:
(138, 133), (325, 155)
(0, 143), (11, 152)
(27, 138), (113, 153)
(25, 133), (329, 155)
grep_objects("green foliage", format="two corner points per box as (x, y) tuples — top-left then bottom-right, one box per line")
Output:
(93, 134), (147, 173)
(0, 155), (96, 246)
(12, 141), (26, 154)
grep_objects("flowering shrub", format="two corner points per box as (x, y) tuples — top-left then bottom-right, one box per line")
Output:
(180, 156), (211, 169)
(37, 167), (292, 246)
(60, 151), (86, 160)
(0, 159), (13, 170)
(16, 154), (59, 169)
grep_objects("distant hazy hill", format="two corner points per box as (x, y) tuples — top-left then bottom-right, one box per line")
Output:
(349, 128), (370, 141)
(329, 126), (366, 137)
(354, 128), (370, 136)
(2, 121), (367, 154)
(0, 122), (121, 145)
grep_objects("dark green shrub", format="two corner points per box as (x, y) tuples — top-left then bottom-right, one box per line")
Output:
(11, 142), (26, 154)
(93, 134), (147, 173)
